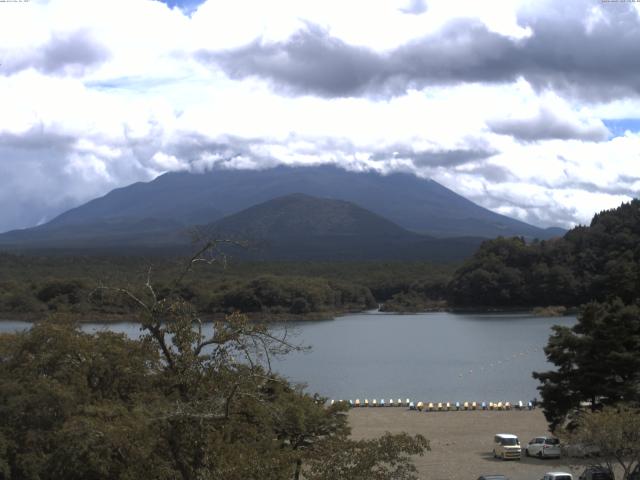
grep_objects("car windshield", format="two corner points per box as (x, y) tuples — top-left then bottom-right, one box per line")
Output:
(501, 438), (518, 446)
(545, 438), (559, 445)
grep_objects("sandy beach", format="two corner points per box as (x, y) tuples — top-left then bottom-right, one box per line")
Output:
(348, 408), (601, 480)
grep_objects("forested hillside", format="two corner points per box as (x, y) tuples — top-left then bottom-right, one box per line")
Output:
(449, 199), (640, 308)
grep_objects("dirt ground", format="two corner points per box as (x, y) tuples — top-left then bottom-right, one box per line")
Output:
(348, 408), (605, 480)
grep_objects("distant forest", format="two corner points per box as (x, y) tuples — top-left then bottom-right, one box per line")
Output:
(449, 199), (640, 308)
(0, 199), (638, 319)
(0, 256), (454, 320)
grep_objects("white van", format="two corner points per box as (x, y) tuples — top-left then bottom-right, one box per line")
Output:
(542, 473), (572, 480)
(493, 434), (521, 460)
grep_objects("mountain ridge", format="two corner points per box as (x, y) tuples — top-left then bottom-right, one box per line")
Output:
(41, 164), (563, 239)
(0, 164), (566, 260)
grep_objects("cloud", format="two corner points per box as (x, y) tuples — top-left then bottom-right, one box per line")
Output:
(371, 146), (496, 168)
(197, 20), (520, 98)
(399, 0), (428, 15)
(0, 0), (638, 234)
(488, 107), (610, 142)
(1, 31), (110, 76)
(197, 1), (640, 101)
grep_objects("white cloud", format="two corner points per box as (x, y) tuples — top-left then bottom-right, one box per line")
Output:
(0, 0), (638, 232)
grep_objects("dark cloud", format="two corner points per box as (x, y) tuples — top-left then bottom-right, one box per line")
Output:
(0, 126), (151, 233)
(197, 25), (387, 97)
(197, 20), (519, 98)
(550, 179), (638, 198)
(487, 107), (610, 142)
(0, 130), (80, 232)
(197, 1), (640, 101)
(1, 31), (109, 76)
(371, 146), (496, 168)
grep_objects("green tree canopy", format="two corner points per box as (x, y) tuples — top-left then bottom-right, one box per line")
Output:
(533, 299), (640, 430)
(449, 199), (640, 308)
(0, 244), (429, 479)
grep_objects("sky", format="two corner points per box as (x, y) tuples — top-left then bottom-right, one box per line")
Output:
(0, 0), (639, 233)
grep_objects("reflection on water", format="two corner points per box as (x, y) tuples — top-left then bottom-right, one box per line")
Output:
(0, 311), (575, 402)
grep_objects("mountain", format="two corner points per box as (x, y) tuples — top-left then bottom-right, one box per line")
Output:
(0, 164), (565, 257)
(41, 164), (562, 238)
(202, 193), (483, 261)
(208, 193), (412, 238)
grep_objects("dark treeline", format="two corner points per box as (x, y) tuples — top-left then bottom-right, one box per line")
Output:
(0, 256), (455, 319)
(449, 199), (640, 308)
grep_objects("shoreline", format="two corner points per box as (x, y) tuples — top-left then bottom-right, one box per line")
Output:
(0, 305), (577, 324)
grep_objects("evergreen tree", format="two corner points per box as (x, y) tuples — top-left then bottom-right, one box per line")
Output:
(533, 299), (640, 430)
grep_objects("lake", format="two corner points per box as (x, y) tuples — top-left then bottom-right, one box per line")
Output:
(0, 311), (575, 403)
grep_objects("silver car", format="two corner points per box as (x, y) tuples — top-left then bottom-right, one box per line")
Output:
(525, 437), (561, 458)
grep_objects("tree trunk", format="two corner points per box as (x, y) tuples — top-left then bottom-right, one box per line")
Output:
(293, 458), (302, 480)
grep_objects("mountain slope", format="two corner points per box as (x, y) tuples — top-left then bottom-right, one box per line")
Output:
(44, 164), (562, 239)
(202, 193), (482, 261)
(207, 193), (414, 239)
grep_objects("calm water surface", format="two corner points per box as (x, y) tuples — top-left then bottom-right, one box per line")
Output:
(1, 311), (575, 403)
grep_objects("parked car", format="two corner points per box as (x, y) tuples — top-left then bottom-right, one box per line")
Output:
(578, 466), (613, 480)
(477, 476), (510, 480)
(526, 437), (561, 458)
(493, 434), (521, 460)
(541, 472), (573, 480)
